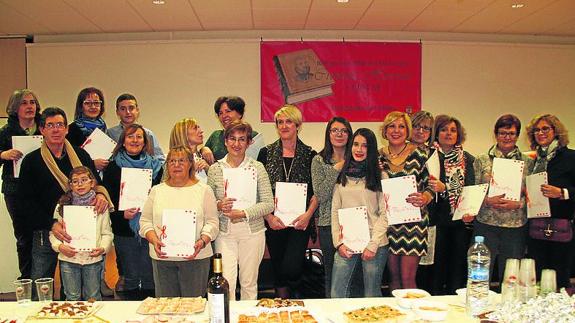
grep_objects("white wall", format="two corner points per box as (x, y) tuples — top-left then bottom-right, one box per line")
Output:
(1, 37), (574, 291)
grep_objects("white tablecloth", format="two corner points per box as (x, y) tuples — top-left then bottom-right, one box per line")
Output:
(0, 296), (480, 322)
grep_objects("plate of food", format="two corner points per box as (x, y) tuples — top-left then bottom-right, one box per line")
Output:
(412, 299), (449, 321)
(236, 309), (319, 323)
(337, 304), (413, 323)
(35, 300), (102, 319)
(255, 298), (305, 309)
(136, 297), (206, 315)
(391, 288), (431, 309)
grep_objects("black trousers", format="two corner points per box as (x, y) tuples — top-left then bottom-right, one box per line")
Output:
(5, 193), (33, 279)
(432, 222), (473, 295)
(266, 226), (310, 290)
(528, 234), (575, 289)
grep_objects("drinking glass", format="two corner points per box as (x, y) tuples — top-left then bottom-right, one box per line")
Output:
(35, 278), (54, 302)
(13, 279), (32, 305)
(540, 269), (557, 296)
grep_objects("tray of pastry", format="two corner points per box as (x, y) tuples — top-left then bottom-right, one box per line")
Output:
(136, 297), (206, 315)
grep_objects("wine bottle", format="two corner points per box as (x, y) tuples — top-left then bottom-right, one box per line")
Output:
(208, 253), (230, 323)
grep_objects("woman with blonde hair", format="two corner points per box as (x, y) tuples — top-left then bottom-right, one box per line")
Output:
(257, 104), (318, 298)
(526, 114), (575, 289)
(140, 146), (219, 297)
(169, 118), (210, 182)
(379, 111), (434, 291)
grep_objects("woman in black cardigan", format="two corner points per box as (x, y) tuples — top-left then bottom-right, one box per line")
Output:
(429, 114), (475, 295)
(526, 114), (575, 289)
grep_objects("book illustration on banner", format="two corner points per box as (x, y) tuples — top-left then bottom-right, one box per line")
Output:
(273, 48), (335, 104)
(274, 182), (307, 226)
(161, 209), (197, 258)
(12, 135), (43, 178)
(63, 205), (97, 251)
(488, 157), (524, 201)
(526, 172), (551, 218)
(452, 184), (489, 221)
(337, 206), (370, 254)
(381, 175), (422, 225)
(118, 168), (153, 211)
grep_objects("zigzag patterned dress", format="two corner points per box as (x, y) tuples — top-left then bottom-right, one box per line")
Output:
(381, 144), (432, 256)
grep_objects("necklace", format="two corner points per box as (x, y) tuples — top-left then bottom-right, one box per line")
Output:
(282, 157), (294, 181)
(388, 144), (408, 159)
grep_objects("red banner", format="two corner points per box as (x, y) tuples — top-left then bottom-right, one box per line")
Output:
(261, 41), (421, 122)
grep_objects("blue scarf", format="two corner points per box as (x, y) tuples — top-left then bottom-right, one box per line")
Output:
(74, 116), (107, 138)
(114, 150), (163, 236)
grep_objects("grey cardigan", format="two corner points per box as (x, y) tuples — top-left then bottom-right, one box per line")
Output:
(207, 157), (274, 233)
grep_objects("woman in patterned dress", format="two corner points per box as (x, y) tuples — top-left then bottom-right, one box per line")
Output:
(379, 111), (434, 291)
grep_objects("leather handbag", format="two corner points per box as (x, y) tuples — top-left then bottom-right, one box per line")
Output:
(529, 218), (573, 242)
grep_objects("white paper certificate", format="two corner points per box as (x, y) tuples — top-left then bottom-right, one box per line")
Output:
(161, 209), (197, 258)
(63, 205), (97, 251)
(381, 175), (422, 225)
(526, 172), (551, 218)
(81, 128), (117, 160)
(222, 166), (257, 210)
(274, 182), (307, 226)
(453, 184), (489, 221)
(12, 135), (43, 178)
(118, 168), (153, 210)
(488, 158), (524, 201)
(337, 206), (370, 254)
(425, 149), (440, 180)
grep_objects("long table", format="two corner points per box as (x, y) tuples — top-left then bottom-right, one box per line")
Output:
(0, 296), (480, 322)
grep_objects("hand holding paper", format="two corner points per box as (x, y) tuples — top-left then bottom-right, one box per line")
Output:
(119, 168), (153, 210)
(453, 184), (489, 221)
(81, 128), (117, 160)
(274, 182), (307, 226)
(161, 209), (197, 258)
(338, 206), (370, 254)
(526, 172), (551, 218)
(222, 167), (257, 210)
(12, 135), (43, 178)
(381, 175), (422, 225)
(63, 206), (97, 251)
(488, 158), (524, 201)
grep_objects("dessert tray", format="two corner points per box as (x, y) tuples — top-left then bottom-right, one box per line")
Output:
(34, 301), (101, 319)
(136, 297), (206, 315)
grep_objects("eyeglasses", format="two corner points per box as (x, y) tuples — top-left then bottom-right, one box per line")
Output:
(533, 126), (553, 134)
(497, 131), (518, 138)
(168, 158), (189, 165)
(226, 136), (248, 144)
(44, 122), (66, 130)
(413, 124), (432, 132)
(83, 100), (102, 107)
(70, 177), (91, 186)
(330, 128), (349, 135)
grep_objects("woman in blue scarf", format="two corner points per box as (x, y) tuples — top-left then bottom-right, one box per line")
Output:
(67, 87), (109, 171)
(102, 124), (163, 300)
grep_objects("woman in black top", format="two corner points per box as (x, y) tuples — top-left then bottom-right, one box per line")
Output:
(526, 114), (575, 289)
(257, 104), (318, 299)
(0, 89), (42, 279)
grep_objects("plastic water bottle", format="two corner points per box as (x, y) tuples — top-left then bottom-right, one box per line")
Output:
(466, 235), (491, 317)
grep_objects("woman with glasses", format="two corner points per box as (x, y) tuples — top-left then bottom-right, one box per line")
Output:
(379, 111), (434, 291)
(257, 104), (318, 299)
(409, 111), (437, 292)
(207, 120), (274, 300)
(140, 147), (219, 297)
(0, 89), (42, 280)
(473, 114), (530, 289)
(169, 118), (210, 183)
(430, 115), (475, 295)
(311, 117), (354, 297)
(526, 114), (575, 289)
(67, 87), (109, 171)
(102, 124), (163, 299)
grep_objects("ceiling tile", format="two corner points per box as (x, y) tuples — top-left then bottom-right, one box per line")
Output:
(501, 0), (575, 35)
(252, 0), (310, 30)
(305, 0), (373, 29)
(64, 0), (153, 33)
(356, 0), (433, 30)
(189, 0), (252, 30)
(454, 0), (558, 34)
(405, 0), (492, 32)
(127, 0), (202, 31)
(0, 1), (55, 35)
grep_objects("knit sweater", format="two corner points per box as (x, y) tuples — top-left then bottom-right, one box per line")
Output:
(311, 154), (341, 227)
(207, 157), (274, 234)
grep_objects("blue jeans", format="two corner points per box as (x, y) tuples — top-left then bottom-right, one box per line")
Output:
(60, 260), (103, 301)
(114, 235), (154, 290)
(331, 246), (389, 298)
(31, 230), (58, 300)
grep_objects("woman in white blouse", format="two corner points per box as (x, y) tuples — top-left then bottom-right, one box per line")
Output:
(140, 146), (219, 297)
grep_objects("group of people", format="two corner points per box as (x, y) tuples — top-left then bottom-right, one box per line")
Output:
(1, 88), (574, 302)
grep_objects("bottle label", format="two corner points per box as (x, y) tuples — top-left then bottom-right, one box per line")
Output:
(470, 267), (489, 281)
(208, 293), (225, 323)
